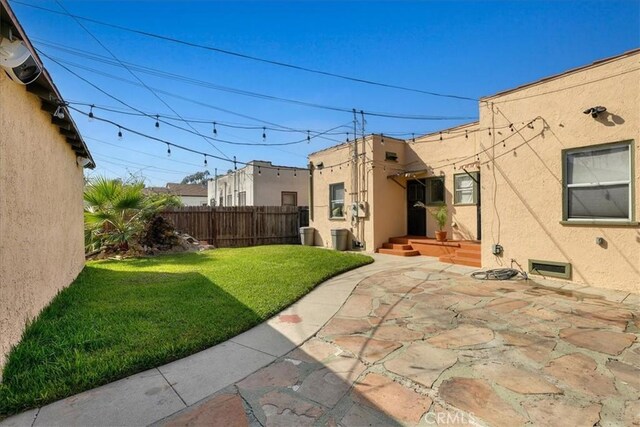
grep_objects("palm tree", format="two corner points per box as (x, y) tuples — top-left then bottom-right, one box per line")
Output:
(84, 177), (180, 252)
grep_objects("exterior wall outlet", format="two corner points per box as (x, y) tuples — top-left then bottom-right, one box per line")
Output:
(492, 244), (504, 255)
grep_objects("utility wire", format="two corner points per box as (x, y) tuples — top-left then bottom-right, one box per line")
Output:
(14, 0), (479, 102)
(53, 0), (231, 161)
(42, 51), (477, 121)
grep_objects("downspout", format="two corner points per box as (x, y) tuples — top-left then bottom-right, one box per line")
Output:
(308, 161), (314, 222)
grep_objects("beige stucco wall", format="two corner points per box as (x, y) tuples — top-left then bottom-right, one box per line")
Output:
(406, 122), (481, 241)
(479, 52), (640, 292)
(0, 73), (86, 366)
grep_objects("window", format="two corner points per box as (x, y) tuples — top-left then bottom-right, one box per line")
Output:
(238, 191), (247, 206)
(385, 151), (398, 162)
(454, 172), (479, 204)
(564, 142), (632, 221)
(281, 191), (297, 206)
(329, 183), (345, 218)
(226, 195), (232, 206)
(425, 177), (445, 205)
(219, 197), (224, 207)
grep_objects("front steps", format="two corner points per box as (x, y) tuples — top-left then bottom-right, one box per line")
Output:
(377, 236), (481, 267)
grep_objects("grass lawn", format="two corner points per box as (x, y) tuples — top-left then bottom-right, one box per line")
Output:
(0, 245), (372, 415)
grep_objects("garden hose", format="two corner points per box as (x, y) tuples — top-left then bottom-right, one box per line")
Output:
(471, 268), (528, 281)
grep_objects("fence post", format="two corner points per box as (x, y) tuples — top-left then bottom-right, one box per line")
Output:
(252, 208), (258, 246)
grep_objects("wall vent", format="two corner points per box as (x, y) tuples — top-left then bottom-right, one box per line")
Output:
(528, 259), (571, 279)
(385, 151), (398, 162)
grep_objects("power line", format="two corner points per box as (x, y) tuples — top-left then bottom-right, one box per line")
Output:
(14, 0), (479, 102)
(40, 51), (477, 121)
(52, 0), (231, 161)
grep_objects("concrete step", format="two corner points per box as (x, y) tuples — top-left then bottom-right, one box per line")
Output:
(378, 248), (421, 257)
(455, 249), (482, 259)
(458, 243), (481, 252)
(382, 243), (413, 250)
(438, 255), (482, 268)
(389, 237), (411, 244)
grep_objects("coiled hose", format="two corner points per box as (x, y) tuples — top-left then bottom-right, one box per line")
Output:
(471, 268), (528, 281)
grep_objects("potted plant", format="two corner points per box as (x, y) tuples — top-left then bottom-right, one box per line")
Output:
(430, 205), (448, 242)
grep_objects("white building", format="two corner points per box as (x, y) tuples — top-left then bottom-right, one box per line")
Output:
(208, 160), (309, 207)
(145, 183), (208, 206)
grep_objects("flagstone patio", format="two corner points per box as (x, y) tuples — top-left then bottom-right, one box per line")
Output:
(158, 265), (639, 427)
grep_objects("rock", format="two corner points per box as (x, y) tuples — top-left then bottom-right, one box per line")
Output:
(606, 360), (640, 389)
(370, 324), (423, 342)
(163, 393), (248, 427)
(340, 403), (392, 427)
(288, 338), (341, 363)
(259, 390), (324, 426)
(319, 317), (372, 337)
(296, 356), (366, 408)
(384, 342), (458, 388)
(500, 331), (556, 363)
(559, 328), (636, 355)
(522, 399), (601, 427)
(332, 336), (401, 363)
(624, 400), (640, 426)
(439, 377), (527, 427)
(475, 363), (562, 394)
(352, 373), (432, 424)
(373, 300), (416, 320)
(427, 324), (494, 349)
(237, 361), (299, 390)
(339, 295), (374, 318)
(485, 297), (530, 313)
(544, 353), (616, 397)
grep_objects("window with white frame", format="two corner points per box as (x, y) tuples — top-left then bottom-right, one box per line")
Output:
(238, 191), (247, 206)
(454, 172), (478, 204)
(564, 141), (632, 221)
(329, 183), (345, 218)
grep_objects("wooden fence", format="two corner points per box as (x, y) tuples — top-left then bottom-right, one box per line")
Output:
(159, 206), (309, 247)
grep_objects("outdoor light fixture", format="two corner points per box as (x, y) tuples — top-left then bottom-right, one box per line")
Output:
(76, 156), (92, 168)
(583, 106), (607, 118)
(0, 32), (42, 85)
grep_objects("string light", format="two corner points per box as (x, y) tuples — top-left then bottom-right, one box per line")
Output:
(233, 156), (237, 170)
(204, 154), (208, 166)
(166, 143), (171, 156)
(509, 123), (514, 132)
(412, 133), (415, 143)
(439, 132), (443, 141)
(117, 127), (123, 139)
(294, 168), (297, 177)
(262, 127), (266, 141)
(307, 130), (311, 143)
(258, 166), (261, 175)
(277, 168), (280, 177)
(381, 133), (385, 145)
(213, 122), (217, 136)
(155, 114), (160, 128)
(88, 104), (94, 120)
(489, 129), (492, 136)
(346, 132), (350, 142)
(502, 140), (506, 148)
(465, 130), (468, 139)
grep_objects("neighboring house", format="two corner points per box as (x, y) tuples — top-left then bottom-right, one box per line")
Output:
(208, 160), (309, 207)
(145, 183), (208, 206)
(309, 49), (639, 293)
(0, 0), (94, 365)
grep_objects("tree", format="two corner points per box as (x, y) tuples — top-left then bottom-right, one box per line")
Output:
(181, 170), (210, 185)
(84, 177), (181, 252)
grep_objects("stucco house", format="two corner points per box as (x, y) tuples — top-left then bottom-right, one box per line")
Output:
(145, 183), (208, 206)
(208, 160), (309, 207)
(309, 49), (639, 293)
(0, 0), (94, 365)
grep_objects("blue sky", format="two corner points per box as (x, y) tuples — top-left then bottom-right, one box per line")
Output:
(10, 0), (640, 185)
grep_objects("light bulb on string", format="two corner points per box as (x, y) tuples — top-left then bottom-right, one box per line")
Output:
(412, 133), (415, 143)
(166, 144), (171, 157)
(307, 131), (311, 143)
(381, 133), (385, 145)
(294, 169), (297, 177)
(465, 130), (468, 139)
(262, 127), (266, 141)
(155, 115), (160, 129)
(277, 168), (280, 177)
(346, 132), (350, 142)
(204, 155), (208, 167)
(117, 127), (123, 140)
(489, 129), (492, 136)
(439, 132), (443, 141)
(509, 123), (514, 132)
(88, 104), (94, 121)
(258, 166), (261, 175)
(502, 140), (506, 148)
(213, 122), (217, 137)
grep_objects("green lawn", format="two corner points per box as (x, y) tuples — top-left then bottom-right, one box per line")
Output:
(0, 246), (372, 415)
